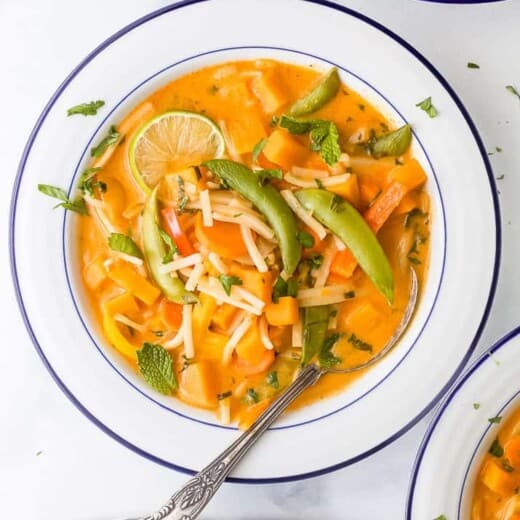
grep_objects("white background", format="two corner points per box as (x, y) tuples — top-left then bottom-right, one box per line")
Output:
(1, 0), (519, 518)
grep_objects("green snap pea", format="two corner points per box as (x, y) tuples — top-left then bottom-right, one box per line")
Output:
(302, 305), (330, 365)
(288, 67), (340, 117)
(369, 124), (412, 159)
(204, 159), (301, 276)
(295, 189), (394, 304)
(142, 187), (196, 304)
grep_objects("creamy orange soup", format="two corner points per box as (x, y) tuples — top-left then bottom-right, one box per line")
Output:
(75, 59), (430, 427)
(472, 407), (520, 519)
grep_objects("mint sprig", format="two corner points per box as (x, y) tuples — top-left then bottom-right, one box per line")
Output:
(137, 343), (177, 395)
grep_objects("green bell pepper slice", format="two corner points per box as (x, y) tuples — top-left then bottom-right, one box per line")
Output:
(295, 189), (394, 304)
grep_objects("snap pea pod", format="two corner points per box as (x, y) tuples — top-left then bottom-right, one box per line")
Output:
(142, 186), (197, 304)
(302, 305), (330, 365)
(288, 67), (340, 117)
(204, 159), (301, 276)
(295, 189), (394, 304)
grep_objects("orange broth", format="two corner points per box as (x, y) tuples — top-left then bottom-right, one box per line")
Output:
(77, 59), (430, 427)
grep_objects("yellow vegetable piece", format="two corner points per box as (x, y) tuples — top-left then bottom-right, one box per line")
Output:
(481, 460), (517, 496)
(235, 318), (266, 365)
(326, 174), (360, 207)
(229, 264), (273, 305)
(102, 292), (139, 315)
(265, 296), (299, 326)
(107, 261), (160, 305)
(388, 159), (427, 190)
(192, 293), (218, 344)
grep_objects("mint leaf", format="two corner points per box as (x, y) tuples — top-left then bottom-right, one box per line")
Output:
(108, 232), (143, 259)
(297, 230), (315, 248)
(38, 184), (88, 215)
(137, 343), (177, 395)
(266, 371), (279, 389)
(91, 125), (121, 157)
(218, 274), (243, 296)
(67, 100), (105, 116)
(252, 138), (267, 163)
(159, 228), (178, 264)
(279, 115), (341, 165)
(347, 332), (373, 352)
(416, 97), (438, 118)
(38, 184), (68, 202)
(319, 122), (341, 165)
(319, 333), (342, 369)
(506, 85), (520, 101)
(78, 167), (105, 196)
(488, 438), (504, 458)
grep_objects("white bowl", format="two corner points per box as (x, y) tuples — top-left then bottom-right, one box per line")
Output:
(407, 328), (520, 519)
(9, 0), (499, 482)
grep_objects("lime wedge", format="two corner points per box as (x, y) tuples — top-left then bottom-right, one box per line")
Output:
(288, 67), (340, 117)
(129, 110), (225, 191)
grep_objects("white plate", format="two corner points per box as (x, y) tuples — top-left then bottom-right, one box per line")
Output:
(9, 0), (499, 482)
(407, 328), (520, 519)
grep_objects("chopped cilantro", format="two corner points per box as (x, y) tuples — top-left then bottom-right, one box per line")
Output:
(489, 438), (504, 457)
(297, 230), (315, 248)
(506, 85), (520, 100)
(347, 333), (372, 352)
(488, 415), (503, 424)
(416, 96), (438, 118)
(245, 388), (259, 404)
(218, 274), (243, 296)
(67, 100), (105, 116)
(266, 371), (279, 389)
(467, 62), (480, 69)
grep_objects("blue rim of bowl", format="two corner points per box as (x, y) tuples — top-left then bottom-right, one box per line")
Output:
(62, 45), (446, 432)
(9, 0), (501, 483)
(405, 327), (520, 519)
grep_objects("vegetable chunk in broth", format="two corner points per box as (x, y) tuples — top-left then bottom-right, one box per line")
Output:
(69, 59), (430, 427)
(472, 407), (520, 520)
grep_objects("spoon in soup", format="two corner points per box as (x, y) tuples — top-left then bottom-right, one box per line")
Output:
(128, 269), (418, 520)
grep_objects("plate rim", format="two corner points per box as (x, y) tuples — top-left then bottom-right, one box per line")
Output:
(405, 327), (520, 518)
(9, 0), (501, 483)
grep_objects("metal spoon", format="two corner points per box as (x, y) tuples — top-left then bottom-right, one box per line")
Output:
(130, 269), (418, 520)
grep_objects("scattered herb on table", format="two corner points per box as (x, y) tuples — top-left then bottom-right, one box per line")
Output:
(416, 96), (438, 118)
(67, 100), (105, 116)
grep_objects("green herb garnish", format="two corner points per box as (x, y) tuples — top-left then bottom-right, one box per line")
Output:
(37, 184), (88, 215)
(488, 415), (503, 424)
(473, 403), (481, 410)
(218, 274), (243, 296)
(279, 115), (341, 165)
(506, 85), (520, 100)
(489, 438), (504, 457)
(256, 168), (283, 186)
(136, 343), (176, 395)
(467, 62), (480, 69)
(319, 333), (342, 369)
(416, 96), (438, 118)
(91, 125), (121, 157)
(245, 388), (259, 404)
(108, 232), (143, 259)
(67, 100), (105, 116)
(159, 228), (178, 264)
(297, 230), (315, 248)
(78, 167), (106, 196)
(217, 390), (232, 400)
(347, 333), (373, 352)
(266, 371), (279, 389)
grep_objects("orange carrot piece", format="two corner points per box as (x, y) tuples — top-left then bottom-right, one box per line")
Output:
(212, 304), (238, 330)
(262, 129), (310, 169)
(389, 159), (427, 190)
(265, 296), (299, 326)
(229, 264), (273, 305)
(480, 460), (517, 495)
(358, 177), (382, 208)
(235, 318), (266, 365)
(364, 181), (407, 233)
(237, 399), (271, 430)
(327, 174), (360, 207)
(178, 361), (217, 409)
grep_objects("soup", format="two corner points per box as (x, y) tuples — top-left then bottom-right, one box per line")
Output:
(472, 407), (520, 519)
(67, 59), (430, 427)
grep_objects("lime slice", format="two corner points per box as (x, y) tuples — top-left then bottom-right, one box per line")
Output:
(288, 67), (340, 117)
(129, 110), (225, 191)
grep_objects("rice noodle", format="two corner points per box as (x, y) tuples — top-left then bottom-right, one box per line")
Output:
(222, 314), (254, 363)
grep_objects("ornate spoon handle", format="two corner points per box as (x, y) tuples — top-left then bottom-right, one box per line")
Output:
(142, 364), (322, 520)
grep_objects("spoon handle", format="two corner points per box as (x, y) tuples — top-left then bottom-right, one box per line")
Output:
(143, 364), (322, 520)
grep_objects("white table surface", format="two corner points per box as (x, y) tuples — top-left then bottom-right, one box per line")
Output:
(1, 1), (519, 518)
